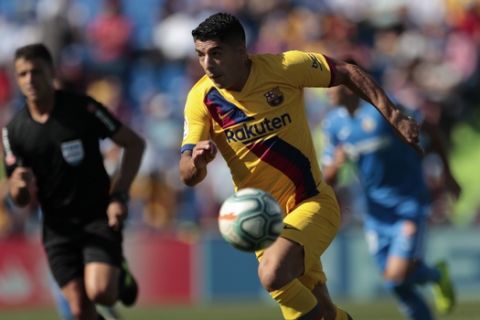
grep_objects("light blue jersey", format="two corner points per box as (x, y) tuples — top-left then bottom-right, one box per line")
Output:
(322, 102), (430, 226)
(321, 96), (449, 320)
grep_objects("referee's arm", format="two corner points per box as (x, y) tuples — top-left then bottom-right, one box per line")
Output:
(8, 166), (34, 207)
(109, 124), (145, 195)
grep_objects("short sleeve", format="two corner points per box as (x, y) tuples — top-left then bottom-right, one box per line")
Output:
(283, 51), (333, 88)
(181, 89), (211, 153)
(2, 126), (21, 177)
(84, 98), (122, 139)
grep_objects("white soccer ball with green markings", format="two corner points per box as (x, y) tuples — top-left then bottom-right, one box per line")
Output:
(218, 188), (284, 252)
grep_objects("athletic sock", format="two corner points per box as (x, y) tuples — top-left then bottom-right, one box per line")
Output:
(270, 279), (317, 319)
(385, 281), (434, 320)
(409, 261), (441, 285)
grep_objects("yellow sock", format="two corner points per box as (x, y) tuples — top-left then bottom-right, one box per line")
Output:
(270, 279), (317, 319)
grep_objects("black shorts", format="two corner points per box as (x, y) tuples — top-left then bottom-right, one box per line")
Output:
(43, 215), (123, 287)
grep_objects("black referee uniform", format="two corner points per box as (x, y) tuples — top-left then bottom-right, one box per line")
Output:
(2, 90), (124, 287)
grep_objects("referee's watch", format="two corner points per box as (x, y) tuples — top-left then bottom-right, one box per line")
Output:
(110, 191), (130, 204)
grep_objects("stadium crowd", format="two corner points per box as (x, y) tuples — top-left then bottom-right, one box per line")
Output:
(0, 0), (479, 237)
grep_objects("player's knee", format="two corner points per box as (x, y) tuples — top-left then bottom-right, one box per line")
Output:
(383, 269), (408, 284)
(384, 258), (416, 283)
(258, 258), (290, 291)
(258, 263), (282, 291)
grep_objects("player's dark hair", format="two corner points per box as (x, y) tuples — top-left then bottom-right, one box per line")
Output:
(192, 12), (246, 45)
(14, 43), (54, 69)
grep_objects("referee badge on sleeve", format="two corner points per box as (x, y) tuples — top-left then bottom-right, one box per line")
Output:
(61, 139), (84, 166)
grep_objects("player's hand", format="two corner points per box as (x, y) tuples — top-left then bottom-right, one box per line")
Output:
(392, 112), (424, 155)
(192, 140), (217, 169)
(10, 166), (34, 189)
(9, 166), (36, 206)
(107, 201), (128, 231)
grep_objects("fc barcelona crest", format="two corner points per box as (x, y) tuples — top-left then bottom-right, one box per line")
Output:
(264, 87), (284, 107)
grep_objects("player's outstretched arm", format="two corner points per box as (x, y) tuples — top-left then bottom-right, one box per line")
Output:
(330, 59), (422, 153)
(179, 140), (217, 187)
(422, 121), (462, 199)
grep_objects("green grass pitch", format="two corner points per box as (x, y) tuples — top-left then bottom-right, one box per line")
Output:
(1, 300), (478, 319)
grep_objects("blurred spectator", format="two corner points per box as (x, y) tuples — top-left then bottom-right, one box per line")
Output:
(131, 170), (179, 229)
(37, 0), (75, 63)
(86, 0), (132, 78)
(0, 66), (13, 115)
(152, 1), (198, 61)
(87, 76), (132, 123)
(0, 12), (43, 66)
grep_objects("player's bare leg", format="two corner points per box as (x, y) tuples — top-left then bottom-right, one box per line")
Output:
(311, 283), (337, 319)
(61, 278), (97, 320)
(258, 236), (353, 320)
(384, 256), (412, 282)
(258, 237), (335, 320)
(384, 255), (433, 320)
(311, 283), (353, 320)
(84, 262), (120, 306)
(258, 237), (304, 290)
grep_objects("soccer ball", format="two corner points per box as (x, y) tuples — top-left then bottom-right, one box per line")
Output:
(218, 188), (284, 252)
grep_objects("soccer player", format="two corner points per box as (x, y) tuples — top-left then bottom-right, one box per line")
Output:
(321, 62), (459, 320)
(179, 13), (421, 320)
(2, 43), (144, 320)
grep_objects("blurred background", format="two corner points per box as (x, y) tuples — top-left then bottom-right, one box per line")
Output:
(0, 0), (479, 319)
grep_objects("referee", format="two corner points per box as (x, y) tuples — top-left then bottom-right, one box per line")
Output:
(3, 43), (145, 320)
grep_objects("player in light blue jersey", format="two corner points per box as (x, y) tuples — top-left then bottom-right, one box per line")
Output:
(321, 61), (461, 320)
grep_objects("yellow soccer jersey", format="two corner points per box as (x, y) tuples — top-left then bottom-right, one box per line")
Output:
(181, 50), (334, 214)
